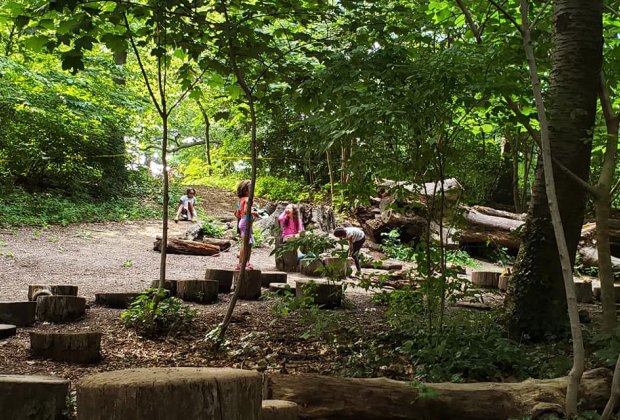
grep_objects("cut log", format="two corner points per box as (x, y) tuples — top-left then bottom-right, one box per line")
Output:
(361, 258), (403, 271)
(457, 228), (521, 250)
(264, 368), (612, 420)
(593, 284), (620, 302)
(30, 331), (101, 363)
(261, 400), (299, 420)
(150, 279), (178, 296)
(574, 281), (593, 303)
(461, 208), (524, 232)
(0, 301), (37, 327)
(276, 250), (300, 273)
(322, 256), (350, 280)
(578, 245), (620, 271)
(498, 275), (510, 292)
(471, 271), (500, 288)
(0, 324), (16, 339)
(205, 269), (235, 293)
(36, 296), (86, 322)
(0, 374), (69, 420)
(153, 238), (220, 256)
(300, 258), (322, 277)
(471, 205), (526, 221)
(95, 293), (141, 309)
(201, 237), (232, 251)
(234, 270), (262, 300)
(176, 280), (218, 304)
(28, 284), (78, 301)
(261, 271), (288, 288)
(295, 279), (342, 308)
(77, 367), (262, 420)
(269, 283), (295, 295)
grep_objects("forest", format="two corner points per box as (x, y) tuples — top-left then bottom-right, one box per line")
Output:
(1, 0), (620, 419)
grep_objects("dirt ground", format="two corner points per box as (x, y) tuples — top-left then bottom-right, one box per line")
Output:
(0, 187), (386, 384)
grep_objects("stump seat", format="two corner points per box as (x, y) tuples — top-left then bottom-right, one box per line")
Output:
(0, 374), (69, 420)
(261, 400), (299, 420)
(36, 296), (86, 322)
(234, 270), (262, 300)
(0, 301), (37, 326)
(95, 292), (141, 309)
(30, 331), (102, 364)
(77, 367), (261, 420)
(176, 280), (218, 304)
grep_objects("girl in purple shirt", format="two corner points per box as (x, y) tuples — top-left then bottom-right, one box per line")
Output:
(278, 204), (305, 259)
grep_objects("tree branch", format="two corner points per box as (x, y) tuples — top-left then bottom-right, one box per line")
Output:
(489, 0), (523, 34)
(455, 0), (482, 43)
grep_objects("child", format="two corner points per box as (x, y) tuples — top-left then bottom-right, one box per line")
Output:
(278, 204), (305, 258)
(334, 226), (365, 276)
(174, 188), (197, 223)
(235, 180), (257, 270)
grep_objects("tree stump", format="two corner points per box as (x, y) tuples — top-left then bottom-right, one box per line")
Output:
(300, 258), (322, 277)
(471, 271), (500, 288)
(295, 279), (342, 308)
(36, 296), (86, 322)
(150, 279), (178, 296)
(276, 251), (300, 273)
(77, 367), (262, 420)
(498, 275), (510, 292)
(261, 400), (299, 420)
(234, 270), (262, 300)
(0, 374), (69, 420)
(176, 280), (218, 304)
(323, 256), (350, 280)
(28, 284), (78, 301)
(205, 269), (235, 293)
(594, 284), (620, 302)
(0, 324), (16, 339)
(261, 271), (288, 287)
(95, 293), (141, 309)
(0, 301), (37, 326)
(269, 283), (295, 295)
(30, 331), (102, 363)
(575, 281), (593, 303)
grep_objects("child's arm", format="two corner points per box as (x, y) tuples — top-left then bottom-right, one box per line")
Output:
(348, 237), (353, 257)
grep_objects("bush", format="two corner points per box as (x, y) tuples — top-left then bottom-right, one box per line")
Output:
(120, 289), (197, 337)
(199, 217), (226, 238)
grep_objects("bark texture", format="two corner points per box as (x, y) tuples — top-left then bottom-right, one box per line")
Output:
(205, 268), (235, 293)
(504, 0), (602, 340)
(30, 331), (102, 363)
(95, 293), (140, 309)
(176, 280), (218, 304)
(36, 296), (86, 323)
(28, 285), (78, 301)
(0, 301), (37, 326)
(0, 374), (69, 420)
(77, 367), (261, 420)
(261, 400), (299, 420)
(265, 369), (612, 420)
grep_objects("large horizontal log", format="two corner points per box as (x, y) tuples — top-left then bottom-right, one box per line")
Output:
(578, 246), (620, 271)
(461, 208), (524, 232)
(153, 238), (220, 256)
(457, 228), (521, 249)
(201, 237), (232, 251)
(471, 205), (526, 221)
(265, 369), (611, 420)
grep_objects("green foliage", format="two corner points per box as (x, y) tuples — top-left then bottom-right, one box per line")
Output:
(446, 250), (480, 269)
(0, 188), (160, 227)
(199, 218), (225, 238)
(121, 289), (197, 337)
(255, 176), (310, 202)
(380, 229), (416, 261)
(271, 231), (339, 260)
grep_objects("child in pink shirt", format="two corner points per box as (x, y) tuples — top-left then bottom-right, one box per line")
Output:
(278, 204), (305, 258)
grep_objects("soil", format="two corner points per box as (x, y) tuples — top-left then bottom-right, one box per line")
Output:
(0, 186), (388, 385)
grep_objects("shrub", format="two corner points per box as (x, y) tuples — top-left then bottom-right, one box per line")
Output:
(199, 218), (226, 238)
(120, 289), (197, 337)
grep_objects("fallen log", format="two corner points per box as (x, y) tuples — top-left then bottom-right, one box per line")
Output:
(201, 237), (232, 251)
(153, 238), (220, 256)
(457, 228), (521, 250)
(265, 369), (612, 420)
(461, 208), (524, 232)
(471, 205), (526, 221)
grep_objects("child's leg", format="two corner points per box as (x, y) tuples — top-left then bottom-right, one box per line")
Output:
(351, 239), (364, 272)
(188, 202), (196, 221)
(174, 203), (184, 221)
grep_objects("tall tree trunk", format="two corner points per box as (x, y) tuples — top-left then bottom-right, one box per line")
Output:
(197, 100), (212, 175)
(326, 149), (335, 205)
(492, 133), (515, 208)
(596, 73), (620, 332)
(512, 131), (522, 212)
(504, 0), (602, 341)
